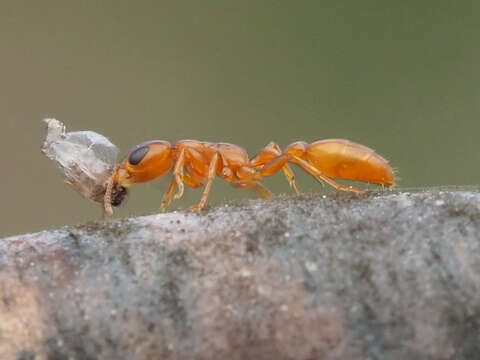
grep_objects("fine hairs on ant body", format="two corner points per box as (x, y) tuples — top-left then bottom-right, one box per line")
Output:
(103, 139), (395, 218)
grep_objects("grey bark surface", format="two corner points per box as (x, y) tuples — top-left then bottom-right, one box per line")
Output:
(1, 190), (480, 359)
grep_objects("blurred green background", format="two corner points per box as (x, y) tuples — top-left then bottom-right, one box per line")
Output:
(1, 1), (479, 237)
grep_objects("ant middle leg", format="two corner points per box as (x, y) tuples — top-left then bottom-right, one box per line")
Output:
(191, 152), (220, 211)
(173, 148), (186, 199)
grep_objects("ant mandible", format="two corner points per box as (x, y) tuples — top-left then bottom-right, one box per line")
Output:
(103, 139), (395, 218)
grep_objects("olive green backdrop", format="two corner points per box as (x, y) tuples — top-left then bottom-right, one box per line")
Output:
(1, 1), (479, 236)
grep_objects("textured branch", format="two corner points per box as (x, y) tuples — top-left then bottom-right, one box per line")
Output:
(1, 190), (480, 359)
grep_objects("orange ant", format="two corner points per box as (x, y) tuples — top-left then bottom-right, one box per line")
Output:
(103, 139), (395, 218)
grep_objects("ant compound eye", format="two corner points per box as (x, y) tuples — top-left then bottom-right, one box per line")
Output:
(128, 145), (149, 165)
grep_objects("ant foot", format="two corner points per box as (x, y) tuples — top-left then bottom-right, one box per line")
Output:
(190, 204), (204, 212)
(174, 184), (184, 199)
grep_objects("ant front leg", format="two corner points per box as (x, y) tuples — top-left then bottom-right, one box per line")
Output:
(191, 152), (219, 211)
(173, 148), (186, 200)
(160, 148), (186, 211)
(160, 178), (177, 211)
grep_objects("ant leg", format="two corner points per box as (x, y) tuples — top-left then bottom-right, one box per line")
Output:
(160, 178), (177, 211)
(160, 171), (203, 211)
(280, 162), (301, 195)
(255, 153), (301, 194)
(159, 148), (186, 211)
(268, 142), (301, 195)
(162, 147), (207, 211)
(234, 181), (273, 199)
(173, 148), (186, 199)
(253, 182), (273, 199)
(290, 155), (364, 194)
(251, 142), (301, 195)
(191, 152), (219, 211)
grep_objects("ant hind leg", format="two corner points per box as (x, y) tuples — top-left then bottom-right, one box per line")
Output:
(251, 142), (301, 195)
(290, 155), (364, 194)
(234, 181), (273, 199)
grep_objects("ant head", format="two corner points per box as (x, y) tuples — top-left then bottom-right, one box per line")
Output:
(114, 140), (174, 187)
(104, 141), (174, 217)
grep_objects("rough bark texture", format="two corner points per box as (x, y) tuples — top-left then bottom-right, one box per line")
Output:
(1, 190), (480, 360)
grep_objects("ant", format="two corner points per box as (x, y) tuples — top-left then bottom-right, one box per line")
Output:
(103, 139), (395, 218)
